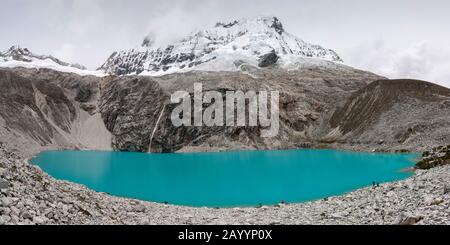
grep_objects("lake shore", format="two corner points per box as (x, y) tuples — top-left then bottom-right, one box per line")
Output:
(1, 142), (449, 225)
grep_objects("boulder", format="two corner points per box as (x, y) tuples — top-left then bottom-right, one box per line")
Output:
(444, 185), (450, 195)
(0, 197), (12, 207)
(0, 179), (9, 190)
(416, 145), (450, 169)
(399, 216), (423, 225)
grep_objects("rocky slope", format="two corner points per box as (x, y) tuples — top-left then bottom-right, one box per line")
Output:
(0, 68), (111, 156)
(100, 74), (450, 153)
(2, 66), (450, 155)
(99, 65), (382, 153)
(329, 79), (450, 152)
(99, 16), (343, 76)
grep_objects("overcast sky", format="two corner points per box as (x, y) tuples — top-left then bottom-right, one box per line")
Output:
(1, 0), (449, 87)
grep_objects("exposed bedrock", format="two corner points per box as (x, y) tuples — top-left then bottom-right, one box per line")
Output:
(1, 66), (449, 155)
(99, 65), (382, 153)
(99, 76), (169, 152)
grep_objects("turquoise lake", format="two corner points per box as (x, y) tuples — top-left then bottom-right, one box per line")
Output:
(30, 149), (417, 207)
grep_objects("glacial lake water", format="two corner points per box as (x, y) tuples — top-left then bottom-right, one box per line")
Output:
(30, 149), (417, 207)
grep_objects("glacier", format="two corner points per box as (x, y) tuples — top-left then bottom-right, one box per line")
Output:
(99, 16), (344, 76)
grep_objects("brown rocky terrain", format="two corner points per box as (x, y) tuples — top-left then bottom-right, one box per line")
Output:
(101, 65), (382, 153)
(329, 79), (450, 152)
(1, 67), (450, 155)
(1, 64), (384, 155)
(0, 68), (111, 156)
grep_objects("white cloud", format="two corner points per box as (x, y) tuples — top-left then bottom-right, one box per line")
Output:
(142, 1), (219, 48)
(53, 43), (76, 63)
(347, 40), (450, 88)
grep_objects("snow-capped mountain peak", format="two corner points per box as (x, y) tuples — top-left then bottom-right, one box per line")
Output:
(1, 45), (87, 70)
(0, 45), (104, 76)
(2, 45), (34, 59)
(99, 16), (343, 76)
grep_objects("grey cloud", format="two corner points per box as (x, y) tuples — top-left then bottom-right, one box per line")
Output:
(346, 40), (450, 87)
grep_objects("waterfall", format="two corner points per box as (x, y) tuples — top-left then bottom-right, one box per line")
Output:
(148, 104), (166, 153)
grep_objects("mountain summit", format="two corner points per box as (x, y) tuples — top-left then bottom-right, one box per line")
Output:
(1, 45), (87, 70)
(99, 16), (343, 75)
(0, 45), (104, 76)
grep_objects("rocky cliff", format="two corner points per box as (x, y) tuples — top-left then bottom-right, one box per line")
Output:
(1, 65), (450, 155)
(99, 64), (382, 153)
(0, 68), (111, 156)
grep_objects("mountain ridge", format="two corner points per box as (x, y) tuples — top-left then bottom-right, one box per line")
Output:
(0, 45), (105, 77)
(0, 45), (87, 70)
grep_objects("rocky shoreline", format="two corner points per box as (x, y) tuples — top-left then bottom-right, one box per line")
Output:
(1, 142), (449, 225)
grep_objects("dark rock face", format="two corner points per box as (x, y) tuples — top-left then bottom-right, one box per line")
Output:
(100, 50), (149, 75)
(417, 145), (450, 169)
(270, 17), (285, 35)
(99, 65), (382, 153)
(215, 20), (239, 28)
(2, 66), (449, 155)
(74, 82), (94, 103)
(141, 36), (154, 48)
(100, 76), (168, 152)
(258, 51), (279, 67)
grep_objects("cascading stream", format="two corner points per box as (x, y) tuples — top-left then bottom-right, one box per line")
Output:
(148, 104), (166, 153)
